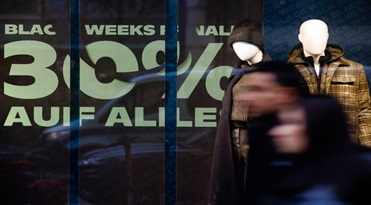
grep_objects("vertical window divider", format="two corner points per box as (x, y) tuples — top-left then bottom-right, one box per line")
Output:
(165, 0), (178, 204)
(69, 0), (80, 204)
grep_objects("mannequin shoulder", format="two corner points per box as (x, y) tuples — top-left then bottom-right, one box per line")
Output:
(336, 57), (364, 69)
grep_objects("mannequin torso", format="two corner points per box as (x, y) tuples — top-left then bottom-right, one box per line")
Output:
(231, 41), (264, 122)
(288, 19), (371, 146)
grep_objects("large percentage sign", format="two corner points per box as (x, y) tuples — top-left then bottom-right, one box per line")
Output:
(177, 43), (232, 101)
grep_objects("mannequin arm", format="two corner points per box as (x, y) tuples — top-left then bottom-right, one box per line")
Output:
(357, 67), (371, 147)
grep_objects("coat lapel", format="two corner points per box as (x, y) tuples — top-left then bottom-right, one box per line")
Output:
(296, 64), (318, 94)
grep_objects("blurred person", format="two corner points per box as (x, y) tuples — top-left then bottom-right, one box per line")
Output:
(257, 94), (371, 205)
(208, 19), (271, 205)
(242, 61), (309, 204)
(288, 19), (371, 146)
(27, 179), (68, 205)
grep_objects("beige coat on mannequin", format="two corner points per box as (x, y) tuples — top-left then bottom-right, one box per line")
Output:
(288, 19), (371, 146)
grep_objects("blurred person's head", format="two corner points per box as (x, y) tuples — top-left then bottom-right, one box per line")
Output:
(245, 61), (307, 118)
(266, 95), (359, 201)
(301, 94), (351, 156)
(268, 105), (308, 154)
(269, 94), (351, 156)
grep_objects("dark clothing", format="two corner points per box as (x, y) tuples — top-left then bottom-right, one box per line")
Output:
(207, 69), (243, 205)
(207, 53), (271, 205)
(252, 145), (371, 205)
(245, 113), (281, 205)
(250, 95), (371, 205)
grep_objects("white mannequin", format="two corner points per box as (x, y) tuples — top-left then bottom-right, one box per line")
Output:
(298, 19), (329, 76)
(232, 41), (263, 65)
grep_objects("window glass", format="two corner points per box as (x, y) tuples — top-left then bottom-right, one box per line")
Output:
(79, 1), (166, 204)
(0, 1), (370, 205)
(176, 1), (263, 203)
(0, 1), (70, 205)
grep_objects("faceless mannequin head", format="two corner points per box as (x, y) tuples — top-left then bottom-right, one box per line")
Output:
(229, 19), (264, 65)
(298, 19), (329, 57)
(232, 41), (262, 64)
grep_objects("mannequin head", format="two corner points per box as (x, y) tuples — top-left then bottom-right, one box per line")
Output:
(232, 42), (262, 64)
(298, 19), (329, 57)
(229, 19), (264, 65)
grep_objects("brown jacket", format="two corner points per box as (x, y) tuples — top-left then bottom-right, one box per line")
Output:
(288, 44), (371, 146)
